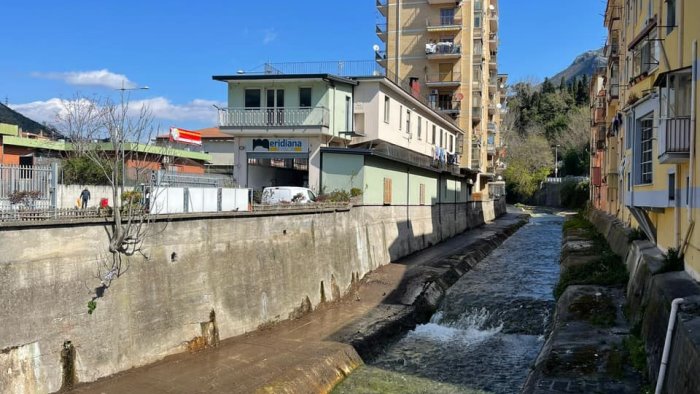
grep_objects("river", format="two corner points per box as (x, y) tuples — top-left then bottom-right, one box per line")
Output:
(333, 213), (564, 394)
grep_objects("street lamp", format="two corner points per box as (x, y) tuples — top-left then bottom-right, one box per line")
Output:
(115, 82), (149, 190)
(552, 144), (561, 178)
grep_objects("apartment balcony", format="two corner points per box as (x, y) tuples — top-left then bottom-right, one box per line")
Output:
(488, 103), (497, 115)
(473, 51), (484, 63)
(218, 106), (330, 135)
(605, 43), (619, 58)
(472, 79), (483, 91)
(425, 72), (462, 87)
(488, 76), (497, 92)
(489, 12), (499, 32)
(426, 15), (462, 32)
(473, 27), (483, 39)
(375, 50), (387, 67)
(489, 34), (498, 47)
(428, 0), (460, 4)
(376, 23), (387, 42)
(425, 43), (461, 60)
(607, 83), (620, 101)
(472, 106), (482, 121)
(376, 0), (388, 16)
(658, 117), (692, 164)
(489, 56), (497, 70)
(595, 126), (606, 143)
(471, 159), (482, 170)
(487, 122), (496, 132)
(435, 98), (461, 115)
(487, 143), (495, 154)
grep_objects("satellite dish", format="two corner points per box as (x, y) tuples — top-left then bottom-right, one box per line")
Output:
(372, 44), (380, 52)
(236, 70), (245, 74)
(496, 103), (502, 109)
(489, 4), (495, 10)
(455, 92), (464, 101)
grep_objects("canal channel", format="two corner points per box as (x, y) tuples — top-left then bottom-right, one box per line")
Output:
(334, 213), (565, 394)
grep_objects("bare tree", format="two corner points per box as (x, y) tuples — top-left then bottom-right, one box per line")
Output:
(58, 94), (164, 311)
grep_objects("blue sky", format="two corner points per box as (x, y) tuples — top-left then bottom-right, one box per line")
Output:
(1, 0), (606, 131)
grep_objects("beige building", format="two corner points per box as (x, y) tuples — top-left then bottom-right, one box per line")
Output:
(376, 0), (503, 190)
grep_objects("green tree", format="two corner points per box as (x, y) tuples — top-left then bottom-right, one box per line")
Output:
(503, 133), (554, 201)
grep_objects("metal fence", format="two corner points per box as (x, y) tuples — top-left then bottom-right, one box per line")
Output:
(544, 176), (590, 184)
(263, 61), (384, 77)
(154, 170), (234, 188)
(0, 164), (57, 210)
(0, 207), (104, 222)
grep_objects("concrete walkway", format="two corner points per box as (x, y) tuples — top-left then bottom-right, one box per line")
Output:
(70, 213), (527, 394)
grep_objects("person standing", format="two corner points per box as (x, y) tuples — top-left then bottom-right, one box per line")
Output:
(80, 188), (91, 209)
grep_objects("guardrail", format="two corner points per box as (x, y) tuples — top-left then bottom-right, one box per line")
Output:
(0, 208), (105, 223)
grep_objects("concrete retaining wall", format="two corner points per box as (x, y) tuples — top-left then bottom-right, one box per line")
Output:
(0, 199), (505, 393)
(587, 208), (700, 394)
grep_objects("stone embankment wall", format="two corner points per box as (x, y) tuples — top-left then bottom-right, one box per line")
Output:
(587, 209), (700, 393)
(0, 199), (505, 393)
(525, 209), (700, 393)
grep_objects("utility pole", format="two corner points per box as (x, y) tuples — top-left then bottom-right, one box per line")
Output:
(553, 144), (560, 178)
(115, 81), (149, 191)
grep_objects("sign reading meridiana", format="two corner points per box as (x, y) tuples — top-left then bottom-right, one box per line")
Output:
(246, 138), (308, 153)
(169, 127), (202, 146)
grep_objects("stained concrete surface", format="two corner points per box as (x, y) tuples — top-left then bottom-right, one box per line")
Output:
(68, 213), (526, 394)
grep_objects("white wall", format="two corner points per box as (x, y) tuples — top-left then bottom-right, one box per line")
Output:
(352, 80), (463, 158)
(56, 185), (123, 209)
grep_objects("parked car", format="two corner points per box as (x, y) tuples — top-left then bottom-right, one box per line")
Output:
(261, 187), (317, 204)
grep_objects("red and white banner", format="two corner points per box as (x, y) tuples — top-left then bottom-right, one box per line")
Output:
(169, 127), (202, 146)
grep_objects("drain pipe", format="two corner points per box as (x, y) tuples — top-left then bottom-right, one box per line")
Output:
(655, 298), (685, 394)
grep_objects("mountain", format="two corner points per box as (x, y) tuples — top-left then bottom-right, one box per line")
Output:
(548, 49), (607, 86)
(0, 103), (64, 139)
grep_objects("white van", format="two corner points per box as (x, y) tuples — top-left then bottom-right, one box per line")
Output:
(261, 187), (317, 204)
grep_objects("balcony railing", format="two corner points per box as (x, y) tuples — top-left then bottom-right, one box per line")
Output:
(472, 106), (482, 120)
(376, 0), (388, 16)
(426, 15), (461, 30)
(218, 106), (330, 128)
(426, 43), (461, 57)
(376, 23), (387, 40)
(487, 122), (496, 132)
(659, 117), (692, 163)
(425, 72), (462, 85)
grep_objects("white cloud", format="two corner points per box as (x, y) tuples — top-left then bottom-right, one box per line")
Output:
(32, 69), (137, 89)
(9, 97), (225, 128)
(262, 28), (277, 45)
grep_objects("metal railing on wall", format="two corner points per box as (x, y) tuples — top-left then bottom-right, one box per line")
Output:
(0, 164), (57, 210)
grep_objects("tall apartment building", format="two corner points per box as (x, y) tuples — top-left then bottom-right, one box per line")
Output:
(593, 0), (700, 279)
(376, 0), (503, 191)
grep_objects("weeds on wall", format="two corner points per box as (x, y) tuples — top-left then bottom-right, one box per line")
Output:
(659, 248), (684, 273)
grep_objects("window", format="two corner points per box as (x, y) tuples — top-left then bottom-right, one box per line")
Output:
(417, 116), (422, 140)
(639, 116), (653, 184)
(661, 71), (692, 118)
(669, 173), (676, 201)
(439, 129), (444, 147)
(245, 89), (261, 108)
(399, 105), (403, 130)
(383, 178), (392, 205)
(667, 0), (677, 34)
(449, 135), (454, 152)
(299, 87), (312, 108)
(630, 31), (658, 80)
(440, 8), (455, 25)
(406, 110), (411, 135)
(384, 96), (390, 123)
(432, 125), (436, 144)
(345, 96), (352, 131)
(474, 14), (482, 28)
(473, 40), (483, 56)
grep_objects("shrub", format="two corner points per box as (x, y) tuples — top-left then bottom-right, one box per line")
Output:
(62, 156), (115, 185)
(560, 179), (589, 209)
(350, 187), (363, 197)
(8, 190), (42, 207)
(659, 248), (684, 273)
(316, 189), (351, 203)
(121, 190), (143, 212)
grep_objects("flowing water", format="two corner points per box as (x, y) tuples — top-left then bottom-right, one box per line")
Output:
(334, 213), (564, 394)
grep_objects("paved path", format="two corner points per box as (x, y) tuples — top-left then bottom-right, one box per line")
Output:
(70, 213), (526, 394)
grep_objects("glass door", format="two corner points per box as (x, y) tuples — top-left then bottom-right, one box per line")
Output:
(266, 89), (285, 125)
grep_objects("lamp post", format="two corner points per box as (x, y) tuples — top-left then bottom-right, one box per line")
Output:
(115, 81), (149, 191)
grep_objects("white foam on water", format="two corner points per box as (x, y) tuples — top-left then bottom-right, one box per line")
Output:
(408, 308), (503, 346)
